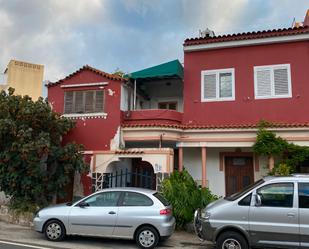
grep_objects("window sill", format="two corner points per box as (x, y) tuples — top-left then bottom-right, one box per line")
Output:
(201, 98), (235, 102)
(255, 95), (292, 100)
(62, 112), (108, 119)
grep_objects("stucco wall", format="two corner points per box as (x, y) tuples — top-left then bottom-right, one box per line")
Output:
(183, 41), (309, 125)
(48, 69), (122, 151)
(137, 79), (183, 112)
(254, 155), (270, 180)
(1, 60), (44, 100)
(106, 159), (133, 187)
(183, 147), (225, 197)
(183, 147), (269, 197)
(120, 85), (133, 111)
(95, 149), (174, 174)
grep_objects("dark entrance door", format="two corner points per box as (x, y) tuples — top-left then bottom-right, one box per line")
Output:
(225, 156), (254, 196)
(132, 158), (156, 190)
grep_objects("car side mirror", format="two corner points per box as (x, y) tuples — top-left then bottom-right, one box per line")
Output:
(78, 201), (89, 208)
(255, 194), (262, 207)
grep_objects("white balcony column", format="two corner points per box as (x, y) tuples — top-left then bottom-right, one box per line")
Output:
(202, 147), (207, 188)
(268, 155), (275, 171)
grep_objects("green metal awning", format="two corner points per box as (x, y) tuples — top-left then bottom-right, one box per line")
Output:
(125, 60), (183, 80)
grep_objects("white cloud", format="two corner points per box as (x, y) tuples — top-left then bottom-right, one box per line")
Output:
(0, 0), (308, 81)
(197, 0), (249, 33)
(51, 0), (106, 26)
(0, 9), (12, 29)
(0, 0), (110, 80)
(122, 0), (156, 16)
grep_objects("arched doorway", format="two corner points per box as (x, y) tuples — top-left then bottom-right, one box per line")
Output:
(103, 159), (132, 189)
(132, 158), (156, 190)
(94, 158), (156, 191)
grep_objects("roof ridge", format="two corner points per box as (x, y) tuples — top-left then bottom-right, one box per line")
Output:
(47, 65), (127, 87)
(122, 122), (309, 129)
(184, 25), (309, 46)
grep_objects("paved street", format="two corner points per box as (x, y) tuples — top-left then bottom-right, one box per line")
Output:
(0, 241), (57, 249)
(0, 221), (212, 249)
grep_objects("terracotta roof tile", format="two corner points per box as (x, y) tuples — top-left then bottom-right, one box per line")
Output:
(47, 65), (127, 87)
(122, 123), (182, 129)
(184, 26), (309, 46)
(122, 122), (309, 130)
(115, 149), (144, 155)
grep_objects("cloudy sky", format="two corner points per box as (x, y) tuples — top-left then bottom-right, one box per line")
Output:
(0, 0), (308, 82)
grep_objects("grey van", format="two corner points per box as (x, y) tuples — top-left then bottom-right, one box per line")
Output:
(194, 175), (309, 249)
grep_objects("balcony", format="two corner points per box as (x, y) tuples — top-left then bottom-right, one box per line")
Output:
(122, 60), (184, 126)
(122, 109), (183, 125)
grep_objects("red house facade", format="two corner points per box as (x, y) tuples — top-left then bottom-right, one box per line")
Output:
(48, 11), (309, 199)
(178, 25), (309, 196)
(47, 64), (177, 200)
(48, 66), (125, 198)
(121, 12), (309, 197)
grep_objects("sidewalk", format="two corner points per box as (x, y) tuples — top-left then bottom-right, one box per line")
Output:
(0, 221), (212, 249)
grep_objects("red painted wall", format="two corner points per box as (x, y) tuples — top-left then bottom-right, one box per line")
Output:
(183, 41), (309, 125)
(48, 69), (122, 151)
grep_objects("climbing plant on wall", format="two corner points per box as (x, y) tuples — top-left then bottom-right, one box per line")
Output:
(253, 121), (309, 175)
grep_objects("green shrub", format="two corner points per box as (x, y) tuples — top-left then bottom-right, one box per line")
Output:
(8, 197), (38, 214)
(161, 170), (218, 229)
(270, 163), (295, 176)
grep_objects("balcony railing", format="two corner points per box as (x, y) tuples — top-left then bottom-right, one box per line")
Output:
(123, 109), (183, 125)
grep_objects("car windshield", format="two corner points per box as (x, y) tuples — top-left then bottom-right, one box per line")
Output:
(225, 179), (265, 201)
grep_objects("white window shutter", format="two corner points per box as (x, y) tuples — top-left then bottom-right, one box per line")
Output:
(274, 68), (289, 96)
(204, 74), (216, 99)
(256, 69), (271, 97)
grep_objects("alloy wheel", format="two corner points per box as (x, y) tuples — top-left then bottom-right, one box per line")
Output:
(222, 238), (241, 249)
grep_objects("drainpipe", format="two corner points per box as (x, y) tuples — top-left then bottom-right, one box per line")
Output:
(159, 133), (165, 148)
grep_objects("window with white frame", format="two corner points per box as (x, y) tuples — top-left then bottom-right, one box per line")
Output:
(64, 90), (104, 114)
(254, 64), (292, 99)
(201, 68), (235, 102)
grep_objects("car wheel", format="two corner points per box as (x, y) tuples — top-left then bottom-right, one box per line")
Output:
(194, 209), (204, 240)
(216, 231), (248, 249)
(44, 220), (66, 241)
(135, 226), (159, 249)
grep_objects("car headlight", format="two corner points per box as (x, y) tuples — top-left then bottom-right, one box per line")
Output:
(35, 212), (40, 218)
(200, 210), (211, 220)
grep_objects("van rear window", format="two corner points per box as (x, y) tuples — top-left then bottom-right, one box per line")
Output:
(153, 193), (170, 206)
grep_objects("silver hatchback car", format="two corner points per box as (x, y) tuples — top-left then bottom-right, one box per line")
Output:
(194, 175), (309, 249)
(34, 188), (175, 249)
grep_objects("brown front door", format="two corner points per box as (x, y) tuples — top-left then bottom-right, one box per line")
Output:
(225, 156), (254, 197)
(132, 159), (156, 190)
